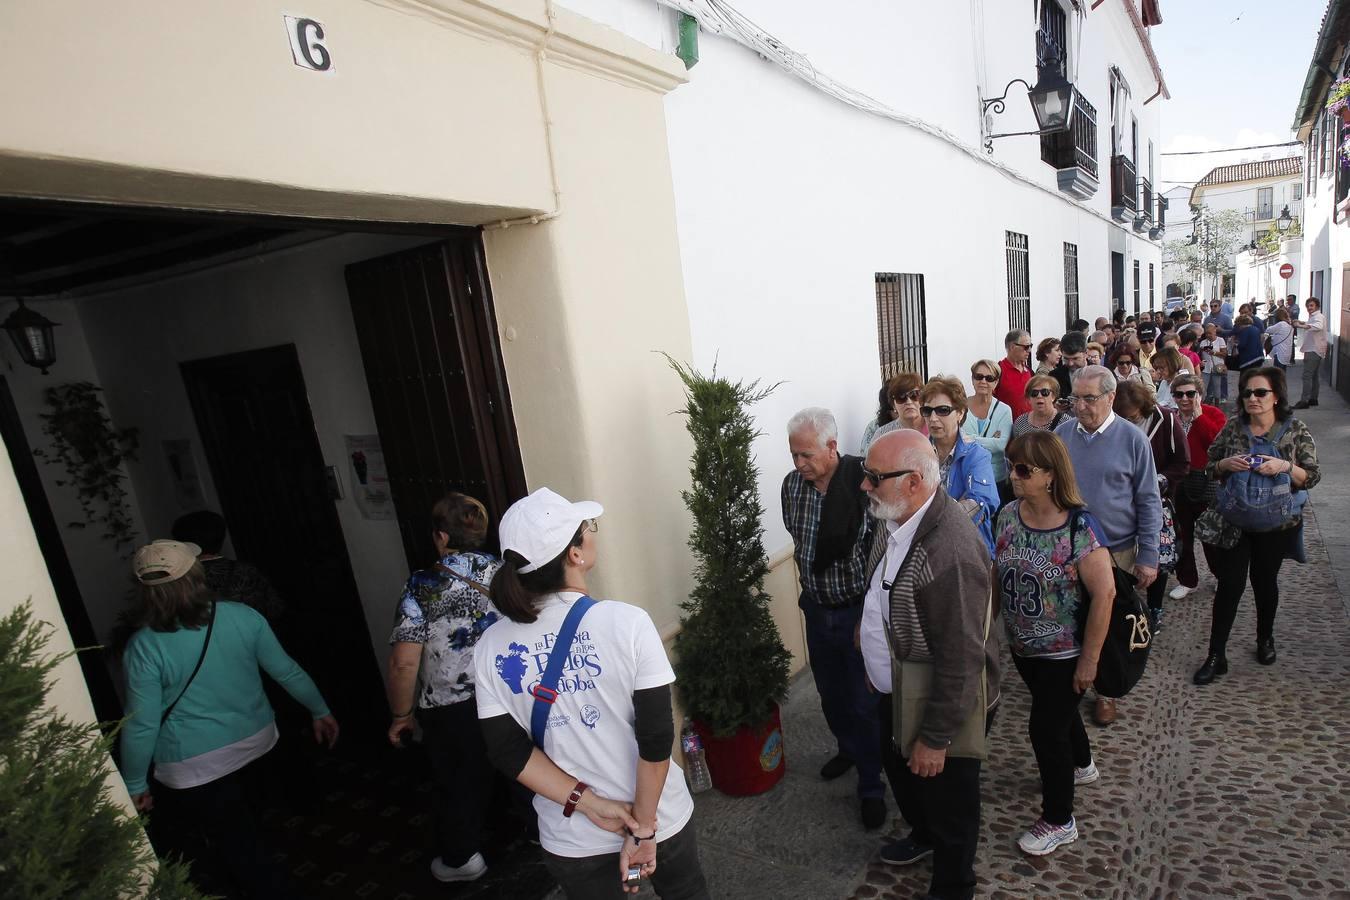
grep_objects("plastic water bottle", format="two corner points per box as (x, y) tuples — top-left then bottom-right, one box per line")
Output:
(680, 718), (712, 794)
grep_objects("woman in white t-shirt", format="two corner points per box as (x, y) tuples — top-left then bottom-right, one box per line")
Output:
(475, 488), (707, 899)
(1264, 307), (1295, 371)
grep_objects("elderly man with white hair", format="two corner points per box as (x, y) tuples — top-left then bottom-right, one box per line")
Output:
(1055, 365), (1162, 726)
(781, 407), (884, 830)
(857, 429), (1000, 899)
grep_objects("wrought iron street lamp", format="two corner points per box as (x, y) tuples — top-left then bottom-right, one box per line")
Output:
(982, 66), (1077, 153)
(1276, 205), (1294, 233)
(2, 298), (58, 374)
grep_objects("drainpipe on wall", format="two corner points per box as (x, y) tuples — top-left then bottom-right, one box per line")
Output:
(486, 0), (563, 231)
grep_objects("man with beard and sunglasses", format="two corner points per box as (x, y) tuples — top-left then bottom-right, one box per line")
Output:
(857, 429), (1000, 900)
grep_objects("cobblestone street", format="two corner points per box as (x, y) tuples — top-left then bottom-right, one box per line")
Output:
(691, 378), (1350, 900)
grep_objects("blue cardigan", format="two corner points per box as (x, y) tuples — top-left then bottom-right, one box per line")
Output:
(938, 433), (1000, 556)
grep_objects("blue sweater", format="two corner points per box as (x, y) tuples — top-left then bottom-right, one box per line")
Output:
(120, 601), (330, 794)
(1054, 416), (1163, 567)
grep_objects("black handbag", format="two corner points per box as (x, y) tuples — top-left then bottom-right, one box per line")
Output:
(1182, 469), (1217, 507)
(1071, 513), (1152, 698)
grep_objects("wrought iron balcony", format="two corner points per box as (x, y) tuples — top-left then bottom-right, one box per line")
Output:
(1040, 89), (1098, 200)
(1140, 178), (1154, 223)
(1111, 154), (1138, 222)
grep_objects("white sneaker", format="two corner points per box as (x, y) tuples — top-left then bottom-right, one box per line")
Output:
(431, 852), (487, 883)
(1169, 585), (1194, 601)
(1017, 817), (1079, 856)
(1074, 761), (1100, 785)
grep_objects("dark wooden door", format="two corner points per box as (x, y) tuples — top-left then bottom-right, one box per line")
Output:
(1111, 252), (1125, 313)
(0, 377), (123, 725)
(345, 235), (525, 570)
(181, 345), (383, 734)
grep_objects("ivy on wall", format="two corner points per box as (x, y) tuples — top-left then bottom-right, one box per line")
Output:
(32, 382), (140, 551)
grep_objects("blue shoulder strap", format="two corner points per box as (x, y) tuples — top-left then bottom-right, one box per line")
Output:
(530, 595), (597, 750)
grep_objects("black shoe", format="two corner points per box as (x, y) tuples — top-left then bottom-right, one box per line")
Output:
(1147, 607), (1164, 634)
(819, 754), (855, 781)
(1193, 652), (1229, 685)
(879, 835), (933, 866)
(861, 796), (886, 830)
(1257, 637), (1277, 665)
(1294, 401), (1311, 410)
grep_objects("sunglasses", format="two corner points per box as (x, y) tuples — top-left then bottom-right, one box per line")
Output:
(972, 373), (999, 383)
(861, 465), (916, 488)
(1009, 463), (1045, 479)
(1174, 389), (1200, 398)
(1117, 359), (1135, 366)
(1015, 343), (1034, 351)
(921, 405), (957, 418)
(1028, 388), (1055, 398)
(1240, 388), (1274, 399)
(893, 389), (922, 403)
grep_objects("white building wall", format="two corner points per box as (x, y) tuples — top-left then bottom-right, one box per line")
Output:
(562, 0), (1166, 551)
(1297, 143), (1344, 387)
(1192, 173), (1304, 243)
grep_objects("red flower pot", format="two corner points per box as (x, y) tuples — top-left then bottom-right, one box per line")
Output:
(693, 705), (786, 797)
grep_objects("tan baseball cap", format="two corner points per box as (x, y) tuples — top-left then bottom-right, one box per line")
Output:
(133, 539), (202, 584)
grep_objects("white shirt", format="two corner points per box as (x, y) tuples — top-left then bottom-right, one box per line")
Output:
(1266, 321), (1295, 365)
(1075, 410), (1117, 439)
(154, 722), (277, 789)
(860, 493), (935, 692)
(474, 592), (694, 858)
(1301, 311), (1327, 355)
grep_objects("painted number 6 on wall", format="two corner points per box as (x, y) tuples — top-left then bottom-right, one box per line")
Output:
(284, 15), (334, 73)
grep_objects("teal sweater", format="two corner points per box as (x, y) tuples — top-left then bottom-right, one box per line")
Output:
(119, 601), (329, 795)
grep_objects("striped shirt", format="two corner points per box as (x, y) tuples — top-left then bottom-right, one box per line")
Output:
(781, 469), (873, 607)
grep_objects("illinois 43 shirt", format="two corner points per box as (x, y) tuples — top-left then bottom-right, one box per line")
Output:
(473, 592), (694, 857)
(994, 503), (1103, 659)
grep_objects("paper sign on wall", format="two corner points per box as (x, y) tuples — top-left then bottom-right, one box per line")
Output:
(162, 439), (206, 510)
(343, 434), (395, 520)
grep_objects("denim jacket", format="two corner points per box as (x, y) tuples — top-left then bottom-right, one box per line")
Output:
(938, 433), (999, 556)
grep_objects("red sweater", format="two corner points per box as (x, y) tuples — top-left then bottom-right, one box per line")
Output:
(995, 357), (1033, 418)
(1181, 404), (1227, 471)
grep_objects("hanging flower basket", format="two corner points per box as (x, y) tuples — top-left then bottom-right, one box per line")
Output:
(1327, 78), (1350, 121)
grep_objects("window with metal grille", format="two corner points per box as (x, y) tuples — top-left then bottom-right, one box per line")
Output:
(1037, 0), (1068, 75)
(1005, 232), (1031, 334)
(1148, 263), (1155, 309)
(1063, 243), (1079, 329)
(1293, 182), (1303, 201)
(1256, 187), (1274, 220)
(874, 273), (929, 380)
(1132, 260), (1141, 315)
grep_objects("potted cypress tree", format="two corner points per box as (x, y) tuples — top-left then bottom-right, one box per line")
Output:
(0, 601), (202, 899)
(667, 358), (792, 796)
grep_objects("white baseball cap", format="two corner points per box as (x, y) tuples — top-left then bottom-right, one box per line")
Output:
(499, 488), (603, 573)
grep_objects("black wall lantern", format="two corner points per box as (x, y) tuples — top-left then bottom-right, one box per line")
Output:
(3, 298), (59, 374)
(983, 66), (1077, 154)
(1276, 205), (1294, 233)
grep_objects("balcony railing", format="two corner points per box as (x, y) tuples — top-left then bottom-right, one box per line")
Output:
(1140, 177), (1154, 223)
(1157, 195), (1167, 229)
(1040, 89), (1098, 199)
(1111, 154), (1138, 217)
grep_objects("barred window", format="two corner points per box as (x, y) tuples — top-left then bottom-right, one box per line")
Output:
(1133, 260), (1141, 315)
(875, 273), (928, 380)
(1006, 231), (1031, 335)
(1063, 242), (1079, 329)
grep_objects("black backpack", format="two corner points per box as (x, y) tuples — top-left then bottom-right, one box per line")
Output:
(1070, 510), (1152, 698)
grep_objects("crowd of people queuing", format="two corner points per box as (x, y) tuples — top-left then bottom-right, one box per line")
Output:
(109, 297), (1324, 900)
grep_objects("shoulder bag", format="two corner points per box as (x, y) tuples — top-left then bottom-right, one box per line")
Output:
(1144, 411), (1179, 571)
(1070, 512), (1151, 698)
(529, 595), (597, 749)
(437, 561), (493, 600)
(892, 594), (991, 761)
(161, 602), (217, 725)
(1214, 420), (1307, 532)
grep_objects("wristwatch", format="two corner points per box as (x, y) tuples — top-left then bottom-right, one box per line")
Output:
(562, 781), (588, 818)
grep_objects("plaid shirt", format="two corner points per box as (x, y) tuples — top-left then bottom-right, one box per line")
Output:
(781, 469), (874, 608)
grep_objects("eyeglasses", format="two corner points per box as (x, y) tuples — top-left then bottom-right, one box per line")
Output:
(893, 389), (922, 403)
(1009, 463), (1045, 479)
(920, 405), (957, 418)
(972, 373), (999, 383)
(1174, 389), (1200, 398)
(1028, 388), (1055, 398)
(1070, 393), (1106, 405)
(1014, 343), (1034, 351)
(582, 518), (599, 533)
(1240, 388), (1274, 399)
(861, 465), (916, 488)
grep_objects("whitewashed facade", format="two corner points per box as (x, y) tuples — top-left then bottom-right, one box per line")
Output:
(561, 0), (1169, 552)
(1292, 0), (1349, 399)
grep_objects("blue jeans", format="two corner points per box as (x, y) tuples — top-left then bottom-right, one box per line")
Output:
(800, 596), (883, 798)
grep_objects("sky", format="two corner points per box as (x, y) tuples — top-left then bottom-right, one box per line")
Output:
(1149, 0), (1329, 186)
